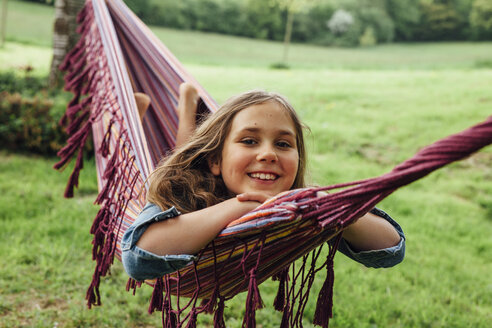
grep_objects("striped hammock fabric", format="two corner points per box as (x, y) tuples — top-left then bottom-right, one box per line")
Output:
(55, 0), (492, 327)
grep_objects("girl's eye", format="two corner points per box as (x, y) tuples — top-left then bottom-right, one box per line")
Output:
(277, 141), (292, 148)
(240, 139), (256, 145)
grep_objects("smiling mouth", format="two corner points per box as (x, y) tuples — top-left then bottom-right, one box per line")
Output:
(248, 172), (278, 181)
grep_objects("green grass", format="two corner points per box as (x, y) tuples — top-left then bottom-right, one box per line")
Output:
(1, 1), (492, 327)
(4, 0), (54, 47)
(152, 28), (492, 70)
(1, 66), (491, 327)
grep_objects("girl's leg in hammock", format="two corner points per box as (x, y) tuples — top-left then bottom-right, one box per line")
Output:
(134, 92), (151, 120)
(176, 82), (199, 148)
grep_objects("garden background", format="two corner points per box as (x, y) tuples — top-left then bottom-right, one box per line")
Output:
(0, 0), (491, 327)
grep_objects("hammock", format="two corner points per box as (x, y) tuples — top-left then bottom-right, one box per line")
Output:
(55, 0), (492, 327)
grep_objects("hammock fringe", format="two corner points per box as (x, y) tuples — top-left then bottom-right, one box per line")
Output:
(55, 0), (492, 326)
(313, 234), (343, 328)
(149, 277), (164, 314)
(213, 297), (226, 328)
(273, 267), (289, 311)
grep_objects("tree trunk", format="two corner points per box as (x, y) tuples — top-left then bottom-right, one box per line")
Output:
(0, 0), (8, 48)
(282, 9), (294, 64)
(49, 0), (85, 88)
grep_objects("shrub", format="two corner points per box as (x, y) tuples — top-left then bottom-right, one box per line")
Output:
(0, 70), (87, 156)
(357, 6), (395, 43)
(359, 27), (377, 47)
(385, 0), (421, 41)
(323, 2), (395, 47)
(470, 0), (492, 40)
(327, 9), (354, 35)
(291, 3), (335, 43)
(0, 69), (46, 96)
(0, 91), (67, 155)
(416, 2), (464, 40)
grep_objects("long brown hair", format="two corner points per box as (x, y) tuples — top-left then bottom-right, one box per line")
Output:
(147, 90), (308, 213)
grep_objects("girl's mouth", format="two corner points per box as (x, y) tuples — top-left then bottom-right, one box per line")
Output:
(248, 172), (278, 181)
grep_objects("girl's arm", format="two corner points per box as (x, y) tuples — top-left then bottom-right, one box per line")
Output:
(314, 191), (401, 252)
(341, 211), (401, 251)
(136, 197), (262, 256)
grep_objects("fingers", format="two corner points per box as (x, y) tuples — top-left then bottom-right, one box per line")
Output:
(236, 192), (271, 204)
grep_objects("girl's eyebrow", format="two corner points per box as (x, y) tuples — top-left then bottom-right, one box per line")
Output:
(240, 127), (296, 137)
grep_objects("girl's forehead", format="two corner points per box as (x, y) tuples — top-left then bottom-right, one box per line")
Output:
(233, 101), (295, 126)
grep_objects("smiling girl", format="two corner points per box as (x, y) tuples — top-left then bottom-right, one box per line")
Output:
(121, 84), (405, 281)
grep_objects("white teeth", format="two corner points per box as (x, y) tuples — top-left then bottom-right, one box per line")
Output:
(250, 173), (277, 180)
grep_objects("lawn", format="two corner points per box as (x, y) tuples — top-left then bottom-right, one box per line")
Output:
(1, 1), (491, 327)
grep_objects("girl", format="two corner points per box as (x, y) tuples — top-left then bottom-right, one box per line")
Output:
(122, 84), (405, 281)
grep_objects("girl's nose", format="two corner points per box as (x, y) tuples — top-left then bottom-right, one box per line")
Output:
(256, 146), (278, 163)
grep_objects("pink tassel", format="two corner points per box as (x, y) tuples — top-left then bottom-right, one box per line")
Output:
(90, 206), (109, 235)
(313, 234), (342, 328)
(65, 65), (90, 90)
(85, 275), (101, 308)
(76, 3), (88, 23)
(273, 267), (289, 311)
(99, 119), (114, 157)
(312, 261), (335, 328)
(63, 148), (84, 198)
(163, 299), (177, 328)
(148, 278), (164, 314)
(66, 109), (89, 135)
(279, 303), (290, 328)
(243, 269), (264, 328)
(203, 285), (219, 314)
(81, 69), (97, 94)
(213, 297), (226, 328)
(94, 151), (118, 204)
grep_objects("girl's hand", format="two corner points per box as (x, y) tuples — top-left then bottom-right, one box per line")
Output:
(236, 192), (271, 204)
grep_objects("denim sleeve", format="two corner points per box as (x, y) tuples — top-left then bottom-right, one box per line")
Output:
(121, 203), (196, 281)
(337, 208), (405, 268)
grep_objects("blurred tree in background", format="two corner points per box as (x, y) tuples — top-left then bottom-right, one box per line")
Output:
(118, 0), (489, 46)
(470, 0), (492, 40)
(49, 0), (85, 87)
(385, 0), (421, 41)
(17, 0), (488, 48)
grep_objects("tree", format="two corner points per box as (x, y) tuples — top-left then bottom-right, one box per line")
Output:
(49, 0), (85, 88)
(1, 0), (7, 48)
(273, 0), (318, 65)
(385, 0), (420, 41)
(417, 1), (462, 40)
(470, 0), (492, 40)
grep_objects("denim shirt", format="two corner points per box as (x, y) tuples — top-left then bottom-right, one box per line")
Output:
(122, 203), (405, 281)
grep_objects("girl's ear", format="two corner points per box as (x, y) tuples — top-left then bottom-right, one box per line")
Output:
(208, 157), (221, 176)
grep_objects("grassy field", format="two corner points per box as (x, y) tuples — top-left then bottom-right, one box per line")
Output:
(1, 1), (492, 327)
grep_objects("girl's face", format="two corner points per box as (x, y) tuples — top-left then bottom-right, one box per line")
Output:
(210, 101), (299, 196)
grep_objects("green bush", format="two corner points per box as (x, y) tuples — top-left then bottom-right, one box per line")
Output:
(416, 2), (464, 40)
(18, 0), (54, 5)
(385, 0), (421, 41)
(291, 3), (335, 43)
(470, 0), (492, 40)
(0, 71), (78, 156)
(357, 6), (395, 43)
(0, 91), (66, 155)
(0, 70), (46, 96)
(359, 26), (377, 46)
